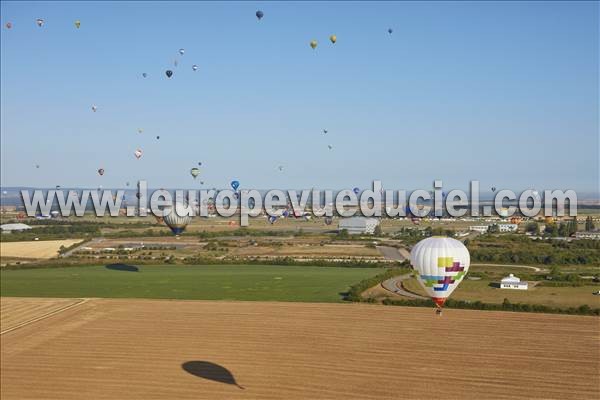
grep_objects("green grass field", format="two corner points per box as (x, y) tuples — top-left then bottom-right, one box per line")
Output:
(0, 264), (384, 302)
(402, 277), (600, 308)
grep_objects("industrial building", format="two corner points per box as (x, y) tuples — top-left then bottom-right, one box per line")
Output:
(338, 217), (380, 235)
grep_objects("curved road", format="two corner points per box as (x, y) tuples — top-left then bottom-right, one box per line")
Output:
(380, 264), (547, 299)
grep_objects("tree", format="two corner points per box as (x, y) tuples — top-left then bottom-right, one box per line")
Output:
(373, 225), (383, 236)
(525, 221), (539, 234)
(585, 216), (595, 231)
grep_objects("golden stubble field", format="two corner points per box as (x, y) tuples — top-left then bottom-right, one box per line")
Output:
(0, 239), (83, 259)
(1, 298), (598, 400)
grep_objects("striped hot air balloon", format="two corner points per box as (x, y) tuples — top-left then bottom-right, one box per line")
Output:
(410, 237), (470, 311)
(163, 204), (192, 235)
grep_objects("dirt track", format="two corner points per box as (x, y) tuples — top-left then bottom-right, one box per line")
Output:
(1, 298), (598, 399)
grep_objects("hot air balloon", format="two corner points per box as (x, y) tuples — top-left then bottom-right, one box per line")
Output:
(126, 182), (130, 187)
(142, 72), (147, 78)
(327, 144), (333, 150)
(268, 215), (277, 224)
(190, 168), (200, 179)
(192, 64), (198, 71)
(278, 165), (284, 172)
(330, 35), (337, 44)
(256, 10), (264, 20)
(388, 28), (393, 34)
(323, 129), (328, 134)
(324, 216), (333, 225)
(137, 128), (143, 134)
(410, 237), (470, 313)
(353, 187), (360, 195)
(198, 162), (202, 166)
(98, 168), (105, 176)
(91, 105), (97, 112)
(179, 48), (185, 56)
(74, 20), (81, 29)
(166, 70), (173, 78)
(491, 186), (496, 192)
(134, 149), (143, 159)
(35, 164), (40, 169)
(231, 180), (240, 191)
(36, 18), (44, 27)
(163, 204), (192, 235)
(199, 181), (204, 185)
(310, 40), (317, 49)
(156, 136), (160, 140)
(6, 22), (12, 29)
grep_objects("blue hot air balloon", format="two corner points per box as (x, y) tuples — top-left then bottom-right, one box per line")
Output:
(256, 10), (264, 20)
(231, 180), (240, 191)
(268, 216), (277, 224)
(353, 187), (360, 195)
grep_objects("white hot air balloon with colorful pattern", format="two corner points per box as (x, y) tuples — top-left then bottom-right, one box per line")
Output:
(410, 237), (470, 311)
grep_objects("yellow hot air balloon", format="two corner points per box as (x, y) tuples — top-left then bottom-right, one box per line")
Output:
(310, 40), (317, 49)
(330, 35), (336, 44)
(74, 20), (81, 29)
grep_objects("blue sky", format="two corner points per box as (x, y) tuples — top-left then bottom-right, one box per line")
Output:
(1, 1), (598, 193)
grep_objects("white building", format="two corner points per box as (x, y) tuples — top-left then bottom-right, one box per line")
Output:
(469, 225), (489, 233)
(498, 224), (518, 233)
(0, 223), (32, 233)
(575, 231), (600, 240)
(500, 274), (528, 290)
(338, 217), (380, 235)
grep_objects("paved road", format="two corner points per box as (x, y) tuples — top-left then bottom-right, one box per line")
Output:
(60, 238), (104, 258)
(471, 263), (547, 273)
(376, 246), (410, 261)
(381, 274), (428, 300)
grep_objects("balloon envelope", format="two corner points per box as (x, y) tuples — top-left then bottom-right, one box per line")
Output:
(410, 237), (470, 308)
(179, 48), (185, 55)
(310, 40), (317, 49)
(256, 10), (264, 20)
(142, 73), (147, 78)
(353, 187), (360, 195)
(231, 180), (240, 190)
(6, 22), (12, 29)
(98, 168), (105, 176)
(330, 35), (337, 43)
(192, 64), (198, 71)
(163, 204), (192, 235)
(36, 18), (44, 27)
(134, 149), (143, 159)
(190, 168), (200, 178)
(74, 20), (80, 28)
(166, 70), (173, 78)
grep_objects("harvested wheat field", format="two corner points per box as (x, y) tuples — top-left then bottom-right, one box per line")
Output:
(1, 298), (598, 400)
(0, 297), (85, 333)
(0, 239), (82, 259)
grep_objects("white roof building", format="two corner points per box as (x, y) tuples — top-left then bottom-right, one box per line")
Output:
(500, 274), (528, 290)
(0, 223), (32, 233)
(498, 224), (518, 233)
(338, 217), (380, 235)
(469, 225), (489, 233)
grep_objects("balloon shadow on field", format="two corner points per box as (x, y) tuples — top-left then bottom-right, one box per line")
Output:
(105, 264), (139, 272)
(182, 361), (244, 389)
